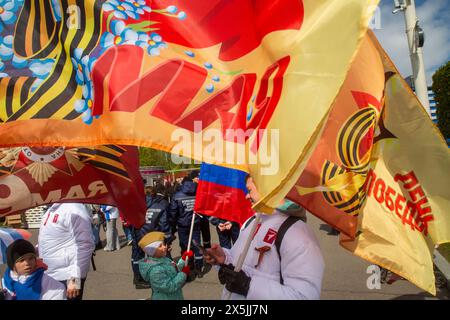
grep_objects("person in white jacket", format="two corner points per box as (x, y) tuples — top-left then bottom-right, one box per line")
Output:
(101, 205), (121, 251)
(1, 239), (66, 300)
(204, 176), (325, 300)
(38, 203), (95, 300)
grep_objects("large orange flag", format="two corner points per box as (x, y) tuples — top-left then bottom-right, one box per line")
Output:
(0, 0), (379, 213)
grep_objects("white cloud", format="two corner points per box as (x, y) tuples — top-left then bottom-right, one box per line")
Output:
(373, 0), (450, 85)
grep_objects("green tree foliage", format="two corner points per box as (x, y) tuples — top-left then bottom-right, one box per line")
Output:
(432, 61), (450, 141)
(138, 147), (198, 170)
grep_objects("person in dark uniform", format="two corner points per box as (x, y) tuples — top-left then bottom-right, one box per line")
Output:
(189, 170), (212, 250)
(169, 175), (204, 280)
(209, 218), (240, 249)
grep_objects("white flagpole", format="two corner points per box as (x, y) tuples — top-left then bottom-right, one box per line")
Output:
(223, 212), (262, 300)
(392, 0), (430, 115)
(185, 212), (197, 262)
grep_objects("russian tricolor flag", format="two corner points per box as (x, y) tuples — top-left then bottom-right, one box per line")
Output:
(194, 163), (254, 225)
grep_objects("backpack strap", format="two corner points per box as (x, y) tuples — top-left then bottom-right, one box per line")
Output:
(242, 215), (256, 230)
(275, 216), (302, 285)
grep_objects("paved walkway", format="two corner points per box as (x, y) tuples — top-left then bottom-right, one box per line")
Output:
(1, 214), (448, 300)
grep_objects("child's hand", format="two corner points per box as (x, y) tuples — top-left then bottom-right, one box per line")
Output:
(181, 265), (190, 276)
(182, 250), (194, 261)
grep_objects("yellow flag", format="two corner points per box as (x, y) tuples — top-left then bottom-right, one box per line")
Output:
(340, 32), (450, 295)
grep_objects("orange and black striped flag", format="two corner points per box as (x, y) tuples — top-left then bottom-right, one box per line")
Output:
(76, 145), (131, 180)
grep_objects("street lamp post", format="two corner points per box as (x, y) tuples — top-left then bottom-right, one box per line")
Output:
(393, 0), (430, 116)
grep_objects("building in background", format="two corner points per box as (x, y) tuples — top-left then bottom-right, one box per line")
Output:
(139, 166), (166, 187)
(139, 166), (200, 186)
(428, 87), (437, 124)
(405, 76), (437, 123)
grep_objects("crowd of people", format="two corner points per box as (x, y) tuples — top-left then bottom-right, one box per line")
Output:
(0, 170), (325, 300)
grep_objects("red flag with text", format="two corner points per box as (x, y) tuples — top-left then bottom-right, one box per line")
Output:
(0, 145), (146, 228)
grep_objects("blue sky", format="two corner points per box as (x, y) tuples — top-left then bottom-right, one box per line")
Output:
(373, 0), (450, 85)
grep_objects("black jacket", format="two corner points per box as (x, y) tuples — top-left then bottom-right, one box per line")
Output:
(169, 180), (200, 228)
(134, 194), (171, 244)
(145, 194), (171, 235)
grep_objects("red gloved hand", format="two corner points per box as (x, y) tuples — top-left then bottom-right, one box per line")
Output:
(182, 250), (194, 260)
(181, 265), (190, 276)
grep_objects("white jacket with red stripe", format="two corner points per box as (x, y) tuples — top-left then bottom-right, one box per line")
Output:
(38, 203), (95, 281)
(222, 210), (325, 300)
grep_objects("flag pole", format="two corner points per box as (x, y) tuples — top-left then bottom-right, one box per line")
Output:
(223, 212), (262, 300)
(393, 0), (430, 115)
(185, 212), (196, 263)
